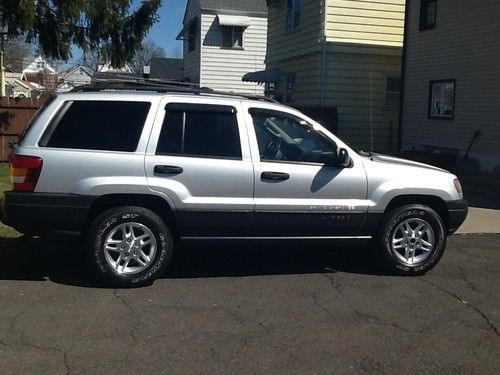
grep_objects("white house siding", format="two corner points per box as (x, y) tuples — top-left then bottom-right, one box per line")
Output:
(183, 0), (201, 84)
(401, 0), (500, 172)
(200, 13), (267, 94)
(324, 48), (402, 152)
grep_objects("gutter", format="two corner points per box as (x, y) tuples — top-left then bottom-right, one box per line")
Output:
(319, 0), (328, 106)
(398, 0), (410, 152)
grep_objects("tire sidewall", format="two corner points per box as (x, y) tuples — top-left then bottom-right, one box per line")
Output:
(381, 205), (446, 274)
(90, 207), (172, 286)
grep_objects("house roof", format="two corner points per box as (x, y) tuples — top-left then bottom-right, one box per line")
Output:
(199, 0), (267, 13)
(60, 65), (94, 79)
(150, 58), (184, 81)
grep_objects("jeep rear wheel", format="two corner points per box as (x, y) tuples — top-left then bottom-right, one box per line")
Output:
(88, 206), (173, 287)
(378, 204), (446, 275)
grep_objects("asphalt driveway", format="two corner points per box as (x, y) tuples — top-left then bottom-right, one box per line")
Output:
(0, 234), (499, 374)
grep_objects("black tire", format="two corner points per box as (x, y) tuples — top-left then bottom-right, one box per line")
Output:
(87, 206), (173, 287)
(377, 204), (446, 275)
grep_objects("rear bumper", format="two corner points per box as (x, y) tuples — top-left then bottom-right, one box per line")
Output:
(446, 199), (469, 234)
(1, 191), (96, 240)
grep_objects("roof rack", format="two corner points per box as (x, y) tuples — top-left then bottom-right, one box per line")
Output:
(71, 78), (279, 103)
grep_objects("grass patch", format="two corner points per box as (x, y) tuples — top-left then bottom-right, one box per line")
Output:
(0, 162), (20, 238)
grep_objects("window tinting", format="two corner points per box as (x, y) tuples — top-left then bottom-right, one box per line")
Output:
(156, 105), (241, 159)
(250, 109), (337, 164)
(45, 101), (150, 151)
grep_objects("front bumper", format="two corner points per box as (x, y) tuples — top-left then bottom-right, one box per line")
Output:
(1, 191), (96, 240)
(446, 199), (468, 234)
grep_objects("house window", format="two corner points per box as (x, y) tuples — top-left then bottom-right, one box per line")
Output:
(188, 19), (198, 52)
(428, 80), (455, 119)
(385, 77), (401, 106)
(420, 0), (437, 30)
(284, 74), (295, 104)
(286, 0), (302, 32)
(221, 26), (243, 49)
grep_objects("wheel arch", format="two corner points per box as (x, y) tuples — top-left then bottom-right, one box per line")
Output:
(384, 194), (449, 230)
(81, 193), (181, 241)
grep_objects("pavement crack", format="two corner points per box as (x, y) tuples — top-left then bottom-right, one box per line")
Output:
(258, 321), (271, 335)
(18, 342), (71, 374)
(353, 311), (410, 333)
(311, 292), (333, 318)
(114, 290), (140, 342)
(63, 351), (70, 375)
(418, 279), (499, 337)
(321, 268), (343, 293)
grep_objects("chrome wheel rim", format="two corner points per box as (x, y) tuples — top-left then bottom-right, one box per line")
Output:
(391, 218), (435, 266)
(104, 222), (157, 275)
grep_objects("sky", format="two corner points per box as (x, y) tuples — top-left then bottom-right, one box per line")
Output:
(146, 0), (186, 57)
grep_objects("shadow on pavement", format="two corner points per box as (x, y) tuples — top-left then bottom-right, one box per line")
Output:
(0, 236), (389, 288)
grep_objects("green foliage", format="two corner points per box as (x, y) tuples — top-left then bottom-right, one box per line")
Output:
(0, 0), (162, 67)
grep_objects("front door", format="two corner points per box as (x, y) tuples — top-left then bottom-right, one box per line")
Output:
(244, 106), (368, 237)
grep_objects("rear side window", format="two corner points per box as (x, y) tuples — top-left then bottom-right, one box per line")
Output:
(43, 101), (151, 151)
(156, 103), (241, 159)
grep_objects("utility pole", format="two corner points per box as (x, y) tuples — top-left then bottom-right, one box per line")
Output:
(0, 27), (7, 98)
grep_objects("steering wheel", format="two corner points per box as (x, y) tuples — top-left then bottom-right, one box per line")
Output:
(263, 139), (283, 160)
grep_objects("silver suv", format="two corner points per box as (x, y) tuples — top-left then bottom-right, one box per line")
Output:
(1, 83), (468, 286)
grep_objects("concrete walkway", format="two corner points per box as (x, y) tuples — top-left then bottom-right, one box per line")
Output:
(455, 175), (500, 234)
(456, 207), (500, 234)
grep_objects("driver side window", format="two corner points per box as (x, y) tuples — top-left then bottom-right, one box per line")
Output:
(249, 109), (337, 164)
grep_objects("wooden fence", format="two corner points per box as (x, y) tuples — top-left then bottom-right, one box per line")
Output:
(0, 96), (49, 161)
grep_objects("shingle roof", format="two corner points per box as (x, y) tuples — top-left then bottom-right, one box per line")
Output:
(199, 0), (267, 14)
(150, 58), (184, 81)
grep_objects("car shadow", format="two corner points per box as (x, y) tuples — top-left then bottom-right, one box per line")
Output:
(0, 236), (392, 288)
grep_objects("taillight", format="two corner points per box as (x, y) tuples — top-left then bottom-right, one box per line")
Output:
(10, 155), (43, 192)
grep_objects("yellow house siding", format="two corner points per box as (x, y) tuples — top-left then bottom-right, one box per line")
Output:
(324, 51), (402, 152)
(326, 0), (405, 47)
(266, 1), (323, 64)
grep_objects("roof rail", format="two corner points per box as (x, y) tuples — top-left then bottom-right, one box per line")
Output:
(71, 78), (279, 103)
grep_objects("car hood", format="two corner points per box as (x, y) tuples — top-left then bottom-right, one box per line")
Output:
(368, 153), (449, 173)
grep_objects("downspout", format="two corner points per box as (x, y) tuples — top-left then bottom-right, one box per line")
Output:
(319, 0), (328, 106)
(398, 0), (410, 153)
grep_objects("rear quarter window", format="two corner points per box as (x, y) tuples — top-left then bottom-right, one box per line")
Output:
(40, 100), (151, 152)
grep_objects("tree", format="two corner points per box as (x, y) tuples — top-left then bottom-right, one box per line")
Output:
(4, 35), (34, 71)
(0, 0), (162, 68)
(131, 39), (166, 74)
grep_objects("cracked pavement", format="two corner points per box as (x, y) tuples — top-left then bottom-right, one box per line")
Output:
(0, 234), (499, 374)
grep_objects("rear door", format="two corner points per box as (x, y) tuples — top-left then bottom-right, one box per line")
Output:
(243, 104), (368, 237)
(145, 97), (254, 238)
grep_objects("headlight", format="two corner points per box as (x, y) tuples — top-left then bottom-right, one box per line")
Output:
(453, 178), (463, 198)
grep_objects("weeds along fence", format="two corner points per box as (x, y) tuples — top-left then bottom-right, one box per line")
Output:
(0, 96), (50, 162)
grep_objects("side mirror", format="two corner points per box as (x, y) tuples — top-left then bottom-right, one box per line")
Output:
(336, 148), (352, 168)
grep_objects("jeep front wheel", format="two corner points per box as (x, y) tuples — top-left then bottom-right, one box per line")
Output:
(378, 204), (446, 275)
